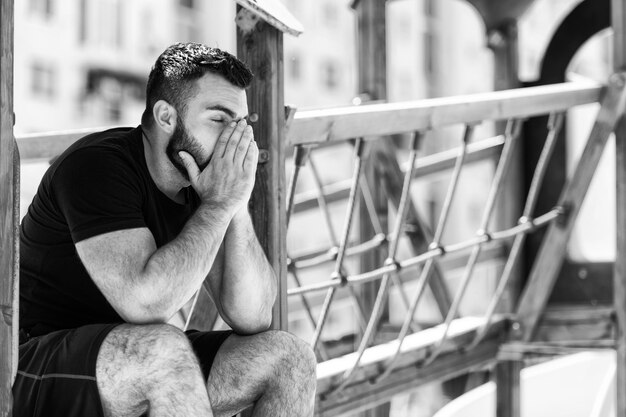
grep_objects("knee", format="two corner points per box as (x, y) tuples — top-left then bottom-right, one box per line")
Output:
(142, 324), (194, 363)
(267, 330), (317, 386)
(109, 323), (194, 369)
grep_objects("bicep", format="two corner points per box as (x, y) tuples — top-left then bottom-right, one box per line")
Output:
(75, 227), (157, 322)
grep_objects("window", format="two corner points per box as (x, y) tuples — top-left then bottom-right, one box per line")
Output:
(29, 0), (53, 19)
(31, 63), (56, 98)
(79, 0), (124, 48)
(321, 61), (339, 90)
(179, 0), (195, 9)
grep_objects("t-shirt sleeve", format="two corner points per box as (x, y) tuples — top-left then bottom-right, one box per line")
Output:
(53, 146), (147, 243)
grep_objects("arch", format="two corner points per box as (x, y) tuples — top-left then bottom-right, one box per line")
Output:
(524, 0), (612, 302)
(539, 0), (610, 84)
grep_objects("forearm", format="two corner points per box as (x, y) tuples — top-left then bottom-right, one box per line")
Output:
(220, 209), (277, 332)
(138, 202), (233, 321)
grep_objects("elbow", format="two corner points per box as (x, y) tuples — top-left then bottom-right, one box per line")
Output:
(222, 308), (273, 335)
(116, 292), (173, 325)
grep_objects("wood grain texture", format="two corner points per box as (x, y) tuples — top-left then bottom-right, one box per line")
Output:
(515, 72), (626, 343)
(495, 360), (521, 417)
(315, 317), (507, 416)
(237, 8), (288, 331)
(612, 3), (626, 416)
(0, 1), (14, 416)
(288, 82), (603, 146)
(353, 2), (390, 414)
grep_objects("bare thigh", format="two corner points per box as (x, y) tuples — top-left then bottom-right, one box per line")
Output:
(96, 324), (210, 417)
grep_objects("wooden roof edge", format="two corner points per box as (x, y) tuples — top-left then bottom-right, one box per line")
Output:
(234, 0), (303, 36)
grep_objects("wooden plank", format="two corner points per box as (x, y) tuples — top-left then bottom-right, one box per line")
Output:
(314, 317), (507, 416)
(613, 2), (626, 416)
(16, 127), (112, 160)
(0, 1), (14, 416)
(514, 73), (626, 343)
(495, 360), (521, 417)
(288, 82), (603, 146)
(490, 22), (522, 417)
(353, 1), (390, 415)
(236, 7), (288, 330)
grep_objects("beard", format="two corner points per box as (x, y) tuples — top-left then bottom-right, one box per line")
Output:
(166, 115), (210, 181)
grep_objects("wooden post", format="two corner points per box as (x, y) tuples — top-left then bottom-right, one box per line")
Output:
(515, 72), (626, 341)
(495, 360), (521, 417)
(236, 6), (288, 331)
(612, 1), (626, 416)
(489, 21), (523, 417)
(352, 0), (390, 416)
(0, 1), (15, 416)
(490, 21), (523, 311)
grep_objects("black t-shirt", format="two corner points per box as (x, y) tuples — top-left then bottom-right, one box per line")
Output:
(20, 126), (199, 337)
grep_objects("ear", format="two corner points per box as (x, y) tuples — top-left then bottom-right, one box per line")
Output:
(152, 100), (177, 134)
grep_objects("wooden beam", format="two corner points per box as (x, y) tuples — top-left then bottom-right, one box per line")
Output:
(514, 72), (626, 342)
(236, 6), (288, 330)
(372, 144), (453, 318)
(288, 82), (603, 146)
(612, 1), (626, 416)
(534, 305), (615, 343)
(495, 360), (521, 417)
(314, 317), (507, 416)
(16, 127), (112, 160)
(15, 81), (596, 162)
(353, 1), (389, 414)
(0, 1), (14, 416)
(490, 22), (522, 417)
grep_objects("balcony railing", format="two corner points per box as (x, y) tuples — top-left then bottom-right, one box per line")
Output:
(15, 77), (626, 416)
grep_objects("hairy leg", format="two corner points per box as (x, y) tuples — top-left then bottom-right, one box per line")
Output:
(96, 324), (213, 417)
(207, 330), (317, 417)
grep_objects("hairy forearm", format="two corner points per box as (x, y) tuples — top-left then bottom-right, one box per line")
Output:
(138, 202), (233, 321)
(220, 209), (277, 333)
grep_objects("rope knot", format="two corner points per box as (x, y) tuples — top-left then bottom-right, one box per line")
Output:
(331, 271), (348, 287)
(428, 242), (445, 255)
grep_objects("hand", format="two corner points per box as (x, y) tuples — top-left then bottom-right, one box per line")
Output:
(179, 119), (258, 214)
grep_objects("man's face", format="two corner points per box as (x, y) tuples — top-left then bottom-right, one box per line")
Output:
(166, 72), (249, 179)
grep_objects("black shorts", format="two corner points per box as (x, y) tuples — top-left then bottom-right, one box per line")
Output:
(12, 324), (233, 417)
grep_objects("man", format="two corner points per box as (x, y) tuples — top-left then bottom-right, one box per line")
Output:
(14, 42), (317, 416)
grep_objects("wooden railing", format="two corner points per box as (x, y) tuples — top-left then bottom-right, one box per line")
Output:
(13, 78), (626, 416)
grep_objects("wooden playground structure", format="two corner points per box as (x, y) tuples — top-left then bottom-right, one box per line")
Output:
(3, 0), (626, 415)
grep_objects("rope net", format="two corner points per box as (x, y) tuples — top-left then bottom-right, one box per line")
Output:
(285, 108), (568, 394)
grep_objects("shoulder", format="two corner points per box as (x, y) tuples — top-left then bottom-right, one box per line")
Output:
(49, 126), (145, 183)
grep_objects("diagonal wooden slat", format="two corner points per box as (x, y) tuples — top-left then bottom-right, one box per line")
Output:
(514, 72), (626, 342)
(372, 141), (453, 318)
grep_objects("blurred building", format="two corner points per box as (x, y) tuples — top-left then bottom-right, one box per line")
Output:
(14, 0), (236, 134)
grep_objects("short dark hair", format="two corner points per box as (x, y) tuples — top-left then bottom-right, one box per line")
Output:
(141, 42), (253, 126)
